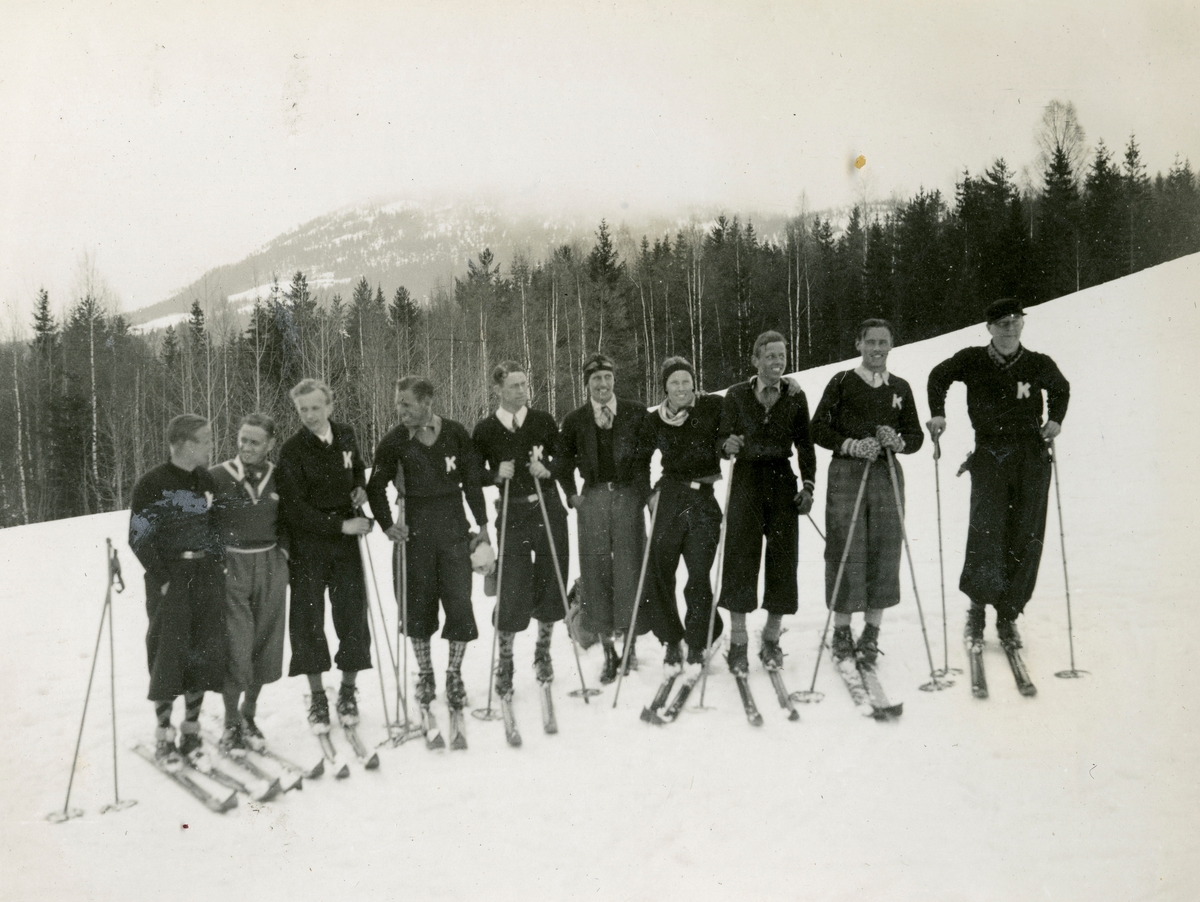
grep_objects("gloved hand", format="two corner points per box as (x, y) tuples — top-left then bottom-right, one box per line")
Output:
(927, 416), (946, 439)
(468, 530), (490, 553)
(469, 539), (496, 576)
(848, 437), (881, 461)
(528, 459), (552, 480)
(794, 488), (814, 516)
(875, 425), (905, 453)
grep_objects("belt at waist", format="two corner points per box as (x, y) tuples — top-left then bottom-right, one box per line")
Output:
(583, 480), (634, 493)
(179, 550), (208, 560)
(661, 477), (716, 492)
(225, 543), (277, 555)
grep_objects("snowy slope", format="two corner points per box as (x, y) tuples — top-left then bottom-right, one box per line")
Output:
(3, 255), (1199, 902)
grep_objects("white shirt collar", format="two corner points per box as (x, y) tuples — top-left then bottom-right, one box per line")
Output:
(496, 406), (527, 432)
(854, 365), (890, 388)
(313, 424), (334, 445)
(590, 397), (617, 416)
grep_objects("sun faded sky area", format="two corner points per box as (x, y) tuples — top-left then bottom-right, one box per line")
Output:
(1, 0), (1197, 319)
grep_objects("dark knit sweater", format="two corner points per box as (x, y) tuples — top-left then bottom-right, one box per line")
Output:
(811, 371), (924, 457)
(129, 462), (224, 587)
(927, 345), (1069, 440)
(209, 459), (284, 549)
(471, 409), (567, 499)
(636, 393), (724, 485)
(717, 379), (817, 485)
(366, 419), (487, 531)
(277, 421), (366, 540)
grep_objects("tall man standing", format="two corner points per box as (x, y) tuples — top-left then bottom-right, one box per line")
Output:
(366, 376), (489, 723)
(129, 414), (227, 765)
(209, 413), (289, 753)
(277, 379), (373, 733)
(811, 320), (923, 664)
(472, 361), (569, 697)
(718, 331), (817, 676)
(558, 353), (650, 683)
(927, 298), (1069, 650)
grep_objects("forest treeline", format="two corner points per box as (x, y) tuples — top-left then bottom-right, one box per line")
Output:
(2, 128), (1198, 526)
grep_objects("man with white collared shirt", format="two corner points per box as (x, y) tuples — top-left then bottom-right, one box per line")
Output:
(558, 353), (650, 684)
(209, 412), (289, 753)
(811, 320), (923, 665)
(471, 361), (570, 697)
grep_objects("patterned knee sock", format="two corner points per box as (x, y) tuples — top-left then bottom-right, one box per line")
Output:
(447, 640), (467, 674)
(536, 620), (553, 651)
(499, 631), (515, 664)
(413, 638), (434, 675)
(183, 691), (204, 726)
(154, 700), (173, 729)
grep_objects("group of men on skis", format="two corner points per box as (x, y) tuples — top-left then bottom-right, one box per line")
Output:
(128, 296), (1068, 763)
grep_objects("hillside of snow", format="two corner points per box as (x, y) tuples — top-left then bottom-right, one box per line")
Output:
(3, 255), (1199, 902)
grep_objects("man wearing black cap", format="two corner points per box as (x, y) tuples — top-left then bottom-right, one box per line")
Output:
(635, 357), (726, 678)
(558, 353), (650, 683)
(927, 298), (1070, 651)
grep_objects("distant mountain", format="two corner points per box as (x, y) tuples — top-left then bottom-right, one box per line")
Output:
(127, 197), (865, 329)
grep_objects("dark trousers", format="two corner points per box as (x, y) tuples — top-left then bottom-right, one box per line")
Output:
(824, 457), (904, 613)
(960, 438), (1052, 621)
(718, 460), (799, 615)
(144, 559), (227, 701)
(288, 535), (372, 676)
(397, 497), (479, 642)
(576, 483), (646, 636)
(494, 493), (568, 633)
(646, 480), (724, 651)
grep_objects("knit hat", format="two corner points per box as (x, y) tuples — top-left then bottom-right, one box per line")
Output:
(986, 297), (1025, 323)
(660, 356), (696, 391)
(582, 353), (615, 382)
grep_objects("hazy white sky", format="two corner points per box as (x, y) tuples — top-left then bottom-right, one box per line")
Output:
(2, 0), (1196, 321)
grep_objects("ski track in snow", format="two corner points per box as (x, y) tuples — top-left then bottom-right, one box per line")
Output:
(3, 255), (1200, 901)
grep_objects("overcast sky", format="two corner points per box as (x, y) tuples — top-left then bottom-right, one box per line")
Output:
(2, 0), (1197, 323)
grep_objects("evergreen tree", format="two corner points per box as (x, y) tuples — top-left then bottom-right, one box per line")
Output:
(1082, 141), (1125, 287)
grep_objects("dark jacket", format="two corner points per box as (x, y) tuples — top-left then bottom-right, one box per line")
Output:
(277, 421), (366, 541)
(558, 396), (650, 499)
(717, 379), (818, 487)
(811, 371), (924, 458)
(472, 408), (569, 501)
(635, 393), (724, 486)
(129, 461), (224, 587)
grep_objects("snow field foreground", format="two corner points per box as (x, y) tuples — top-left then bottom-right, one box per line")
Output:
(3, 254), (1200, 901)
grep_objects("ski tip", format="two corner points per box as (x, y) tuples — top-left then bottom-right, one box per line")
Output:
(309, 760), (325, 779)
(364, 753), (381, 770)
(1020, 685), (1039, 697)
(787, 709), (800, 722)
(507, 733), (523, 748)
(426, 735), (446, 751)
(334, 763), (351, 779)
(972, 688), (989, 700)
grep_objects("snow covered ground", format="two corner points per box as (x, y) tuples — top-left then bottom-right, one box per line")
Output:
(3, 255), (1199, 902)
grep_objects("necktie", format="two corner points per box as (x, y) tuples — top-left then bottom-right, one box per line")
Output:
(595, 405), (614, 430)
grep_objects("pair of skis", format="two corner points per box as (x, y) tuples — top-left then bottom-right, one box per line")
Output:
(643, 659), (797, 726)
(494, 681), (558, 748)
(420, 705), (468, 751)
(829, 654), (904, 720)
(966, 636), (1037, 699)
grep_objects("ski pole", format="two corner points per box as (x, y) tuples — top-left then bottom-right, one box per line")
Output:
(1050, 441), (1087, 679)
(359, 531), (397, 730)
(794, 458), (872, 704)
(473, 479), (510, 721)
(49, 539), (136, 823)
(806, 513), (825, 542)
(534, 477), (598, 701)
(930, 435), (959, 678)
(388, 461), (422, 739)
(612, 494), (659, 707)
(697, 457), (737, 708)
(884, 448), (951, 691)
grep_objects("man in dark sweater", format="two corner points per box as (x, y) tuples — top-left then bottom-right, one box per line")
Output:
(927, 298), (1070, 650)
(558, 353), (651, 683)
(277, 379), (373, 734)
(635, 357), (725, 676)
(811, 320), (924, 665)
(717, 331), (818, 675)
(209, 412), (288, 753)
(129, 414), (227, 766)
(472, 361), (569, 697)
(366, 376), (489, 721)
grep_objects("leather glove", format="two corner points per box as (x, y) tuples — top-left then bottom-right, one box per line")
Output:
(794, 489), (814, 516)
